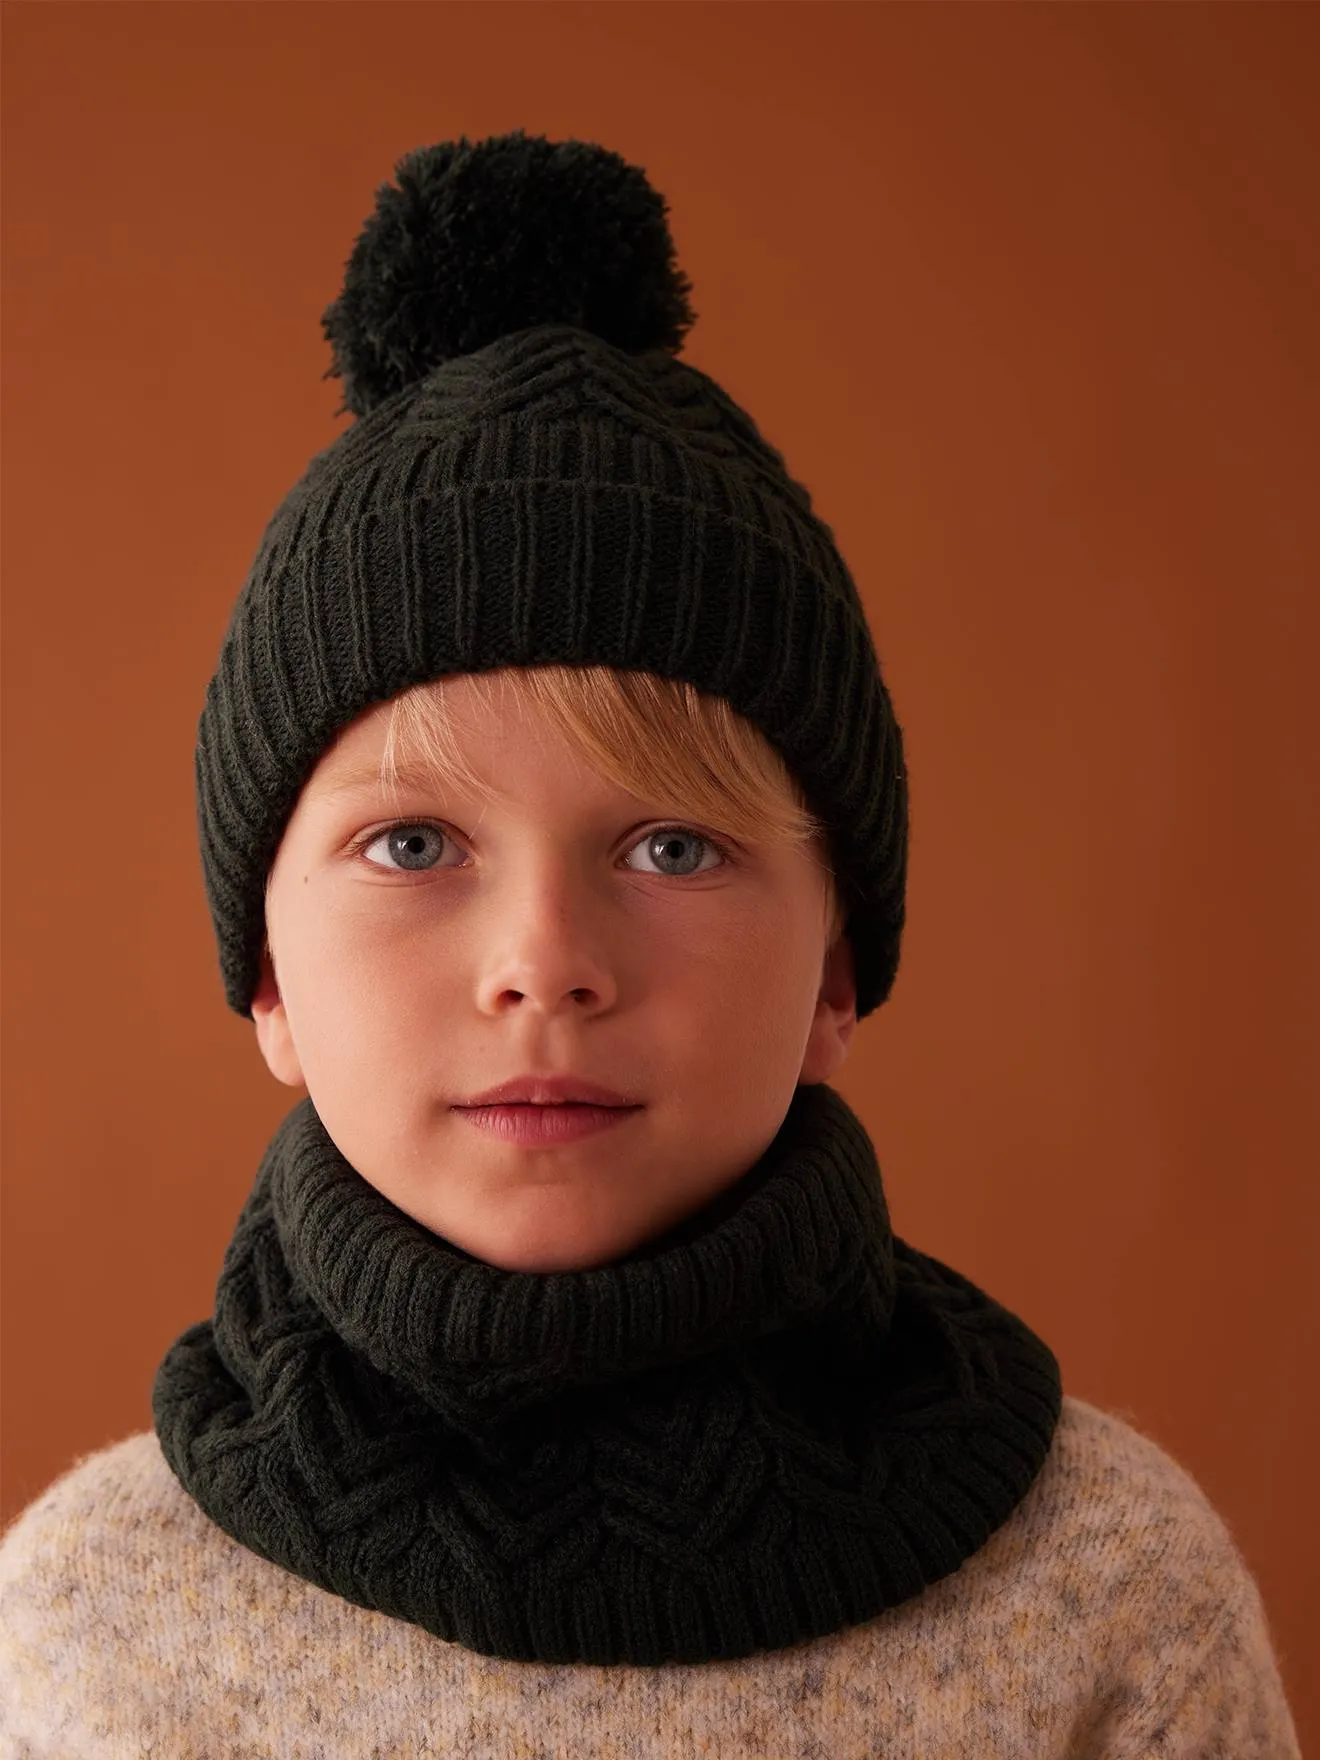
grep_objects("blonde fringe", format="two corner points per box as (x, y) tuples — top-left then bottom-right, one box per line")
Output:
(301, 666), (844, 948)
(380, 668), (848, 950)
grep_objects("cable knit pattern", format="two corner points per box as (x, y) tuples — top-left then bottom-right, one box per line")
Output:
(145, 1083), (1062, 1667)
(0, 1396), (1300, 1757)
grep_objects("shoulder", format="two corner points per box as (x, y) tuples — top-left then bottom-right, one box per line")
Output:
(2, 1431), (253, 1701)
(1010, 1393), (1280, 1658)
(1, 1428), (199, 1584)
(1041, 1392), (1256, 1578)
(1, 1429), (166, 1569)
(0, 1430), (211, 1656)
(1032, 1396), (1301, 1752)
(0, 1425), (313, 1618)
(1, 1430), (329, 1749)
(0, 1432), (177, 1742)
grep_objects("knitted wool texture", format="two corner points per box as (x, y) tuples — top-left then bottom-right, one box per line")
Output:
(3, 1395), (1306, 1755)
(151, 1081), (1063, 1667)
(193, 130), (908, 1022)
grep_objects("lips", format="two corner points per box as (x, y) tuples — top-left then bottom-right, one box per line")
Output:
(456, 1074), (637, 1108)
(455, 1101), (640, 1147)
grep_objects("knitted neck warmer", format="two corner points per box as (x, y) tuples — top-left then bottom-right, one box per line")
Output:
(152, 1082), (1062, 1666)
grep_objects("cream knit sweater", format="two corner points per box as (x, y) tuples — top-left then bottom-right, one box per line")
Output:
(0, 1393), (1301, 1758)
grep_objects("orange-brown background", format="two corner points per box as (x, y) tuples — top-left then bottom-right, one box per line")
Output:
(3, 0), (1317, 1741)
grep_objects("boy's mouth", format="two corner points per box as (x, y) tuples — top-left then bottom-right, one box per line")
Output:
(455, 1074), (638, 1108)
(453, 1100), (643, 1148)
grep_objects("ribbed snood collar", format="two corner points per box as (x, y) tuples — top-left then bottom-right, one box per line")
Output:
(152, 1082), (1062, 1665)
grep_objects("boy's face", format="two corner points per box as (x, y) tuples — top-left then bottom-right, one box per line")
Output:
(251, 675), (857, 1273)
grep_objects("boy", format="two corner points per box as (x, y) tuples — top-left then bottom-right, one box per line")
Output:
(0, 130), (1301, 1756)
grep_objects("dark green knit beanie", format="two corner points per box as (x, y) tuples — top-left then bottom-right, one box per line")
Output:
(195, 129), (909, 1022)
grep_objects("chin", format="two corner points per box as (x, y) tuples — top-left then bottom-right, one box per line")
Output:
(451, 1216), (658, 1274)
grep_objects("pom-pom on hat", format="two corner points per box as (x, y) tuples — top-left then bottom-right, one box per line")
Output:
(320, 131), (698, 411)
(195, 129), (909, 1021)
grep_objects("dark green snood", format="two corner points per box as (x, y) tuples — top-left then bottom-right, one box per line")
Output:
(152, 1082), (1061, 1666)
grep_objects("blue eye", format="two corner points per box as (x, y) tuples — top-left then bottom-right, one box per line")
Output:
(356, 822), (730, 876)
(625, 828), (724, 877)
(360, 823), (457, 872)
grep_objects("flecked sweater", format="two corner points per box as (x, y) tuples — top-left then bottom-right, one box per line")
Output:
(0, 1392), (1301, 1758)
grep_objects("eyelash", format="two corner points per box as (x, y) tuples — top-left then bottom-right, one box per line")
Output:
(348, 819), (737, 877)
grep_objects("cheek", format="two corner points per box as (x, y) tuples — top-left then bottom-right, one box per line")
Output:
(657, 920), (820, 1057)
(679, 898), (821, 993)
(282, 925), (450, 1063)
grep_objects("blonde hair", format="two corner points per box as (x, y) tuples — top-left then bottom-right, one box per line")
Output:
(375, 665), (845, 947)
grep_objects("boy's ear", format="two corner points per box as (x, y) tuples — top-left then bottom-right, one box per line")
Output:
(249, 939), (305, 1089)
(798, 932), (857, 1086)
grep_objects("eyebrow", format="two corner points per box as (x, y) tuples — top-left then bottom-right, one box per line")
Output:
(313, 763), (701, 833)
(316, 760), (452, 801)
